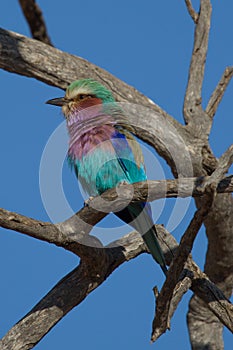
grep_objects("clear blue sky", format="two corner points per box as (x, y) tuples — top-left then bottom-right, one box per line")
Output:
(0, 1), (232, 349)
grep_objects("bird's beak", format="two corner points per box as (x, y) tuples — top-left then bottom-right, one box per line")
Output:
(46, 97), (68, 107)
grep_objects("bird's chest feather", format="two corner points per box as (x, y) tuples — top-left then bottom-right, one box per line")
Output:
(68, 126), (128, 195)
(68, 121), (147, 196)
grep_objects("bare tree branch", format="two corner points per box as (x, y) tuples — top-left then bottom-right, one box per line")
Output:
(151, 187), (215, 341)
(183, 0), (212, 126)
(1, 171), (233, 348)
(188, 191), (233, 350)
(0, 27), (181, 135)
(185, 0), (199, 23)
(165, 275), (192, 328)
(0, 206), (107, 259)
(189, 269), (233, 334)
(0, 27), (221, 178)
(154, 142), (233, 338)
(188, 296), (224, 350)
(18, 0), (53, 45)
(0, 29), (171, 116)
(0, 233), (144, 350)
(0, 224), (232, 350)
(0, 27), (190, 177)
(1, 174), (233, 250)
(181, 1), (233, 347)
(206, 66), (233, 118)
(204, 145), (233, 186)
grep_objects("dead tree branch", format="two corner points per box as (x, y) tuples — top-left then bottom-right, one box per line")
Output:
(0, 28), (180, 130)
(152, 141), (233, 338)
(151, 187), (215, 341)
(206, 66), (233, 118)
(18, 0), (53, 45)
(1, 170), (233, 349)
(0, 224), (232, 350)
(185, 0), (199, 23)
(1, 174), (233, 251)
(183, 0), (212, 127)
(182, 1), (233, 348)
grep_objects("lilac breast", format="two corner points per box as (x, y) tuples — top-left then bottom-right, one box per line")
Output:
(68, 124), (115, 160)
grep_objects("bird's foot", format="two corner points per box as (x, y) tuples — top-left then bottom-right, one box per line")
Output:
(117, 180), (129, 187)
(84, 196), (94, 207)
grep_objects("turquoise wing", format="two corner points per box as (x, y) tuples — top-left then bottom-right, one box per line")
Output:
(110, 127), (147, 184)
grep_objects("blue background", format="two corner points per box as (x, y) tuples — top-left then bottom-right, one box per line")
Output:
(0, 1), (232, 349)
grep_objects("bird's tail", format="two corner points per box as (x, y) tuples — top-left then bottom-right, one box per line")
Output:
(142, 228), (167, 275)
(116, 203), (167, 275)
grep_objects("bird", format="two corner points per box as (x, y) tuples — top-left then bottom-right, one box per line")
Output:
(46, 79), (167, 275)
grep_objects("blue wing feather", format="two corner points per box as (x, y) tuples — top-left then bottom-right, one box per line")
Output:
(110, 128), (147, 184)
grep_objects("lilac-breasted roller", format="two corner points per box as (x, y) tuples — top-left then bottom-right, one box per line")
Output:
(46, 79), (167, 275)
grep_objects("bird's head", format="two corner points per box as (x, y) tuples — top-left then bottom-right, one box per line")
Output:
(46, 79), (115, 118)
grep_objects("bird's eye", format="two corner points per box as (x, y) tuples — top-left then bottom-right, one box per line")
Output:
(79, 94), (86, 100)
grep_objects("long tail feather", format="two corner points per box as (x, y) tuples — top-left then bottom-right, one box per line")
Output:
(142, 229), (167, 275)
(115, 203), (167, 275)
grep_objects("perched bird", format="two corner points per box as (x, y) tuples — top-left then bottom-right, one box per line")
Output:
(46, 79), (167, 275)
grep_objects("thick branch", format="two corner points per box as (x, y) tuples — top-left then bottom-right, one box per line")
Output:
(0, 27), (189, 175)
(18, 0), (53, 45)
(1, 175), (233, 250)
(206, 66), (233, 118)
(0, 206), (108, 261)
(189, 193), (233, 349)
(197, 145), (233, 296)
(0, 28), (176, 123)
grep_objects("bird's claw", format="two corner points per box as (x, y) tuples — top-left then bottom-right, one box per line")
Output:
(84, 196), (94, 207)
(117, 180), (129, 186)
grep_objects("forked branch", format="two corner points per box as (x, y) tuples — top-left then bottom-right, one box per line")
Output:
(0, 225), (232, 350)
(185, 0), (199, 23)
(151, 187), (215, 341)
